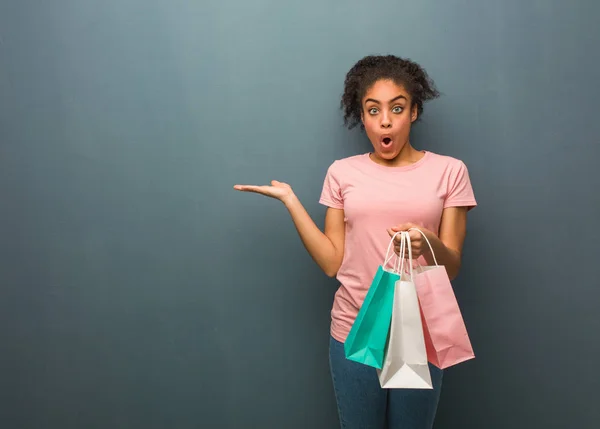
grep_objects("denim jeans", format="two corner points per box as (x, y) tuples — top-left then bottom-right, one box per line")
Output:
(329, 336), (443, 429)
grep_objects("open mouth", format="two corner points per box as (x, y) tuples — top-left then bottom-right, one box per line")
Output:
(381, 137), (392, 148)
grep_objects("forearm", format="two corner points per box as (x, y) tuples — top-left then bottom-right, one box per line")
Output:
(423, 233), (462, 280)
(282, 194), (343, 277)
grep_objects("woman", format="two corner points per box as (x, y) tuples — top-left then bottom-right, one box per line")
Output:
(234, 54), (477, 429)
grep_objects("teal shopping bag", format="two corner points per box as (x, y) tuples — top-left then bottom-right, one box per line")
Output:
(344, 232), (402, 369)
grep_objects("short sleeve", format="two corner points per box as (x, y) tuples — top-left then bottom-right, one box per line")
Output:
(319, 162), (344, 209)
(445, 161), (477, 210)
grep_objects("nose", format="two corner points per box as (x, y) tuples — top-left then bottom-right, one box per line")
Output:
(380, 112), (392, 128)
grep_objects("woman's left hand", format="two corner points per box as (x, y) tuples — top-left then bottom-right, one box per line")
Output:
(387, 223), (434, 258)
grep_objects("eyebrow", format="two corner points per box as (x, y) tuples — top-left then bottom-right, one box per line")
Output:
(364, 94), (407, 104)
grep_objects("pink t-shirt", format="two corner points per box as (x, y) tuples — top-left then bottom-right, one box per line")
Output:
(319, 150), (477, 343)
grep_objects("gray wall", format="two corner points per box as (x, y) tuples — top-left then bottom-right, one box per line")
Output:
(1, 1), (599, 428)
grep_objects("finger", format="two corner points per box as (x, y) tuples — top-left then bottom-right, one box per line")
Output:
(271, 180), (291, 188)
(408, 229), (421, 241)
(391, 223), (419, 233)
(388, 229), (403, 242)
(233, 184), (261, 192)
(233, 185), (272, 195)
(233, 184), (254, 191)
(395, 243), (406, 255)
(395, 243), (411, 257)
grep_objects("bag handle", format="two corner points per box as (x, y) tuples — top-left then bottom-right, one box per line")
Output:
(396, 231), (414, 281)
(407, 227), (439, 266)
(394, 232), (406, 274)
(383, 231), (403, 271)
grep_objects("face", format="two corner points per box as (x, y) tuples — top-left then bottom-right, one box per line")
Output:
(361, 79), (418, 162)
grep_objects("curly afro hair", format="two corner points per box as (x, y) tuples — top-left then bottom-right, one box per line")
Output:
(341, 55), (440, 129)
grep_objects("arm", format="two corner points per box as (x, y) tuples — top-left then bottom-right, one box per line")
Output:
(283, 195), (345, 277)
(424, 206), (468, 280)
(234, 180), (345, 277)
(389, 206), (469, 280)
(392, 160), (476, 280)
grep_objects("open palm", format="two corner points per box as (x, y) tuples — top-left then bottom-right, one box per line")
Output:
(233, 180), (293, 201)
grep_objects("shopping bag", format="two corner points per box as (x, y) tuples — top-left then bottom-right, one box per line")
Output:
(344, 232), (402, 369)
(409, 228), (475, 369)
(377, 232), (433, 389)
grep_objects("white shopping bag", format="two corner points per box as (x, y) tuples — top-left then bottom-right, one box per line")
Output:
(377, 232), (433, 389)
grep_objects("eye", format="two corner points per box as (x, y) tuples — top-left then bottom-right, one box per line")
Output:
(368, 107), (379, 115)
(392, 106), (404, 114)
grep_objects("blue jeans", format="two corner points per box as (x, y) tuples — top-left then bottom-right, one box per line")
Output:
(329, 336), (443, 429)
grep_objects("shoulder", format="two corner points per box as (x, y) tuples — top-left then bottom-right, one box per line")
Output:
(424, 151), (468, 171)
(422, 151), (474, 185)
(324, 153), (369, 177)
(328, 153), (368, 168)
(320, 154), (369, 206)
(424, 151), (476, 206)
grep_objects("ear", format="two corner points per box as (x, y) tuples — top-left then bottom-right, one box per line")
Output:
(360, 109), (365, 125)
(411, 104), (418, 123)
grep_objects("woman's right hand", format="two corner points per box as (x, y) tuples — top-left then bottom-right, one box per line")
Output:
(234, 179), (344, 277)
(233, 180), (295, 203)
